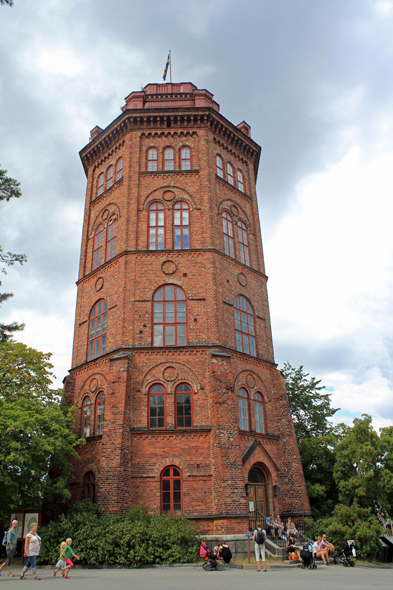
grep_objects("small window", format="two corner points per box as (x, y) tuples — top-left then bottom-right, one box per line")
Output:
(96, 392), (105, 435)
(164, 148), (175, 171)
(222, 211), (235, 258)
(234, 296), (256, 357)
(173, 202), (190, 250)
(148, 203), (165, 250)
(237, 170), (244, 192)
(106, 166), (114, 189)
(161, 466), (182, 516)
(238, 388), (250, 431)
(88, 299), (108, 361)
(106, 216), (117, 261)
(97, 173), (104, 197)
(153, 285), (187, 347)
(84, 471), (96, 502)
(148, 148), (158, 171)
(82, 396), (92, 437)
(216, 155), (223, 178)
(175, 383), (192, 428)
(116, 158), (123, 181)
(93, 224), (104, 270)
(238, 221), (250, 266)
(180, 147), (191, 171)
(254, 392), (265, 434)
(149, 384), (166, 429)
(227, 163), (234, 185)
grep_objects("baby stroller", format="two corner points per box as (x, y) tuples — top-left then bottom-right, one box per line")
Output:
(334, 540), (356, 567)
(200, 541), (223, 572)
(300, 542), (317, 570)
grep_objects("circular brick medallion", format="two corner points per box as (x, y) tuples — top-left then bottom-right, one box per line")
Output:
(102, 209), (110, 221)
(163, 190), (175, 201)
(230, 205), (239, 217)
(95, 277), (104, 291)
(162, 366), (178, 382)
(246, 374), (255, 388)
(238, 273), (247, 287)
(161, 260), (177, 275)
(89, 378), (98, 392)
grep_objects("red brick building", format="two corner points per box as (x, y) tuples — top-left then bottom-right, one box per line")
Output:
(64, 82), (311, 533)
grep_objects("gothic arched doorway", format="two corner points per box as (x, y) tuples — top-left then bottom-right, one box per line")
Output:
(248, 466), (267, 520)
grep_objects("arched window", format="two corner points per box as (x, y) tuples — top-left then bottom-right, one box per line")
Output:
(106, 165), (114, 189)
(237, 170), (244, 192)
(148, 202), (165, 250)
(161, 466), (182, 516)
(149, 384), (166, 429)
(93, 224), (104, 270)
(227, 163), (234, 185)
(254, 392), (265, 434)
(96, 392), (105, 435)
(175, 383), (192, 428)
(238, 388), (250, 431)
(164, 147), (174, 171)
(222, 211), (235, 258)
(82, 396), (92, 437)
(88, 299), (108, 361)
(153, 285), (187, 347)
(148, 148), (158, 171)
(238, 221), (250, 266)
(234, 296), (256, 356)
(84, 471), (96, 502)
(97, 173), (104, 197)
(106, 216), (117, 261)
(216, 155), (223, 178)
(116, 158), (123, 181)
(180, 147), (191, 170)
(173, 202), (189, 250)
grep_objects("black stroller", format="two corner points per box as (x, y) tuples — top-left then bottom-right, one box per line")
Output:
(300, 542), (317, 569)
(200, 541), (223, 572)
(334, 540), (356, 567)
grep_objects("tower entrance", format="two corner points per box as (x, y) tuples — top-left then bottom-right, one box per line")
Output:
(248, 466), (267, 522)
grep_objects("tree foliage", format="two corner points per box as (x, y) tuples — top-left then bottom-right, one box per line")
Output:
(0, 340), (83, 524)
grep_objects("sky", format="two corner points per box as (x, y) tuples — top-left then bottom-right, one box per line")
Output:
(1, 0), (392, 431)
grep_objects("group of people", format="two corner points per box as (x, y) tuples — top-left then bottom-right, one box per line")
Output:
(286, 533), (335, 565)
(264, 514), (298, 540)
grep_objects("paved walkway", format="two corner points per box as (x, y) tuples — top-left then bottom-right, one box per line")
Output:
(1, 564), (391, 589)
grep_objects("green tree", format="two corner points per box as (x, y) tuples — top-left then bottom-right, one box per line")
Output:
(0, 340), (83, 524)
(0, 1), (15, 6)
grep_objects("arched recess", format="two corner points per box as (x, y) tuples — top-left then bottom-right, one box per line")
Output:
(90, 203), (121, 237)
(143, 185), (197, 211)
(217, 199), (251, 230)
(247, 465), (269, 518)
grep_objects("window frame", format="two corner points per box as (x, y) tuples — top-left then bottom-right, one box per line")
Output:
(106, 215), (117, 262)
(148, 202), (165, 250)
(254, 392), (265, 434)
(106, 165), (114, 189)
(148, 383), (166, 429)
(92, 224), (105, 270)
(175, 383), (193, 429)
(238, 388), (251, 432)
(152, 285), (187, 347)
(180, 147), (191, 171)
(173, 201), (190, 250)
(234, 295), (257, 357)
(116, 158), (123, 181)
(88, 299), (108, 361)
(237, 220), (250, 266)
(84, 471), (96, 502)
(97, 173), (104, 197)
(227, 163), (234, 185)
(216, 155), (223, 178)
(237, 170), (244, 192)
(161, 466), (183, 516)
(164, 147), (175, 171)
(96, 391), (105, 435)
(147, 148), (158, 171)
(82, 395), (92, 438)
(222, 211), (235, 258)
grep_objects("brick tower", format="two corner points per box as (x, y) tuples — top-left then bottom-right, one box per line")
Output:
(64, 82), (311, 533)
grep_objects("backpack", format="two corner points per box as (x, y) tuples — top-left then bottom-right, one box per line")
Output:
(255, 529), (266, 544)
(2, 530), (8, 547)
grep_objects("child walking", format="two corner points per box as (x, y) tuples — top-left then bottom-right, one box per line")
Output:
(62, 538), (80, 579)
(53, 542), (67, 577)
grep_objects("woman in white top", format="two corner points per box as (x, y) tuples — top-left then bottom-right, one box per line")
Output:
(20, 523), (41, 580)
(312, 537), (329, 565)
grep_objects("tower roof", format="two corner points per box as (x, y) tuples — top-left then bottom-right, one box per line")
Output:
(122, 82), (220, 112)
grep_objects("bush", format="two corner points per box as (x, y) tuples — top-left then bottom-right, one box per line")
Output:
(38, 501), (202, 567)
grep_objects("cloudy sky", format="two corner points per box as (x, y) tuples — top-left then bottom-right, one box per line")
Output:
(1, 0), (392, 430)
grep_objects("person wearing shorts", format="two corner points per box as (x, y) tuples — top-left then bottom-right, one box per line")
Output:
(253, 523), (266, 572)
(0, 519), (18, 577)
(62, 538), (80, 578)
(20, 523), (41, 580)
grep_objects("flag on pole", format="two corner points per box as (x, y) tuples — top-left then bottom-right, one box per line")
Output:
(163, 51), (171, 81)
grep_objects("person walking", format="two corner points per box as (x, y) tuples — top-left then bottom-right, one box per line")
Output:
(20, 523), (41, 580)
(0, 519), (19, 577)
(53, 542), (67, 577)
(62, 538), (80, 579)
(253, 522), (267, 572)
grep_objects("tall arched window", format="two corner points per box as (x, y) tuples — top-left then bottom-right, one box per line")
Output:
(153, 285), (187, 346)
(96, 392), (105, 435)
(147, 148), (158, 171)
(238, 221), (250, 266)
(82, 396), (92, 437)
(93, 224), (104, 270)
(88, 299), (108, 361)
(227, 163), (234, 185)
(222, 211), (235, 258)
(116, 158), (123, 181)
(216, 155), (223, 178)
(173, 202), (189, 250)
(254, 392), (265, 434)
(238, 388), (250, 431)
(97, 173), (104, 197)
(180, 147), (191, 170)
(234, 296), (256, 356)
(84, 471), (96, 502)
(175, 383), (192, 428)
(106, 165), (114, 189)
(164, 148), (174, 171)
(149, 384), (166, 429)
(148, 202), (165, 250)
(106, 216), (117, 261)
(161, 466), (182, 515)
(237, 170), (244, 192)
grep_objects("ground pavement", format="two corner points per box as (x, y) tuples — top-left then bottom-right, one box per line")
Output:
(0, 564), (391, 589)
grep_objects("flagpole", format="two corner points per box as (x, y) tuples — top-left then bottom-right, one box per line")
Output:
(170, 50), (172, 83)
